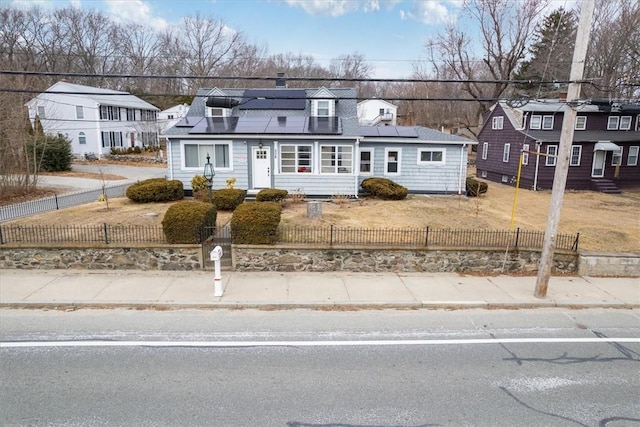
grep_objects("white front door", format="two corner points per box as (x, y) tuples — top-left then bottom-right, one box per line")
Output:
(252, 146), (271, 188)
(591, 150), (605, 177)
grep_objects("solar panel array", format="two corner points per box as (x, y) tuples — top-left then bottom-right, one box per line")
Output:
(183, 116), (342, 135)
(239, 89), (307, 110)
(357, 126), (419, 138)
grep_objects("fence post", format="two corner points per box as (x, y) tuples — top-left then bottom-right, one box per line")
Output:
(0, 224), (3, 244)
(330, 224), (334, 246)
(55, 194), (59, 210)
(515, 227), (520, 248)
(425, 226), (429, 246)
(572, 232), (580, 251)
(103, 223), (109, 244)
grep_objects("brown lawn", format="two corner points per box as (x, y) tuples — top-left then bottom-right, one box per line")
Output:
(4, 178), (639, 253)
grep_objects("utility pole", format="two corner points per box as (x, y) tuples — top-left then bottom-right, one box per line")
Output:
(535, 0), (595, 298)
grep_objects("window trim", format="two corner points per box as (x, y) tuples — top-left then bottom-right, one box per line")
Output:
(575, 116), (587, 130)
(627, 146), (639, 166)
(384, 147), (401, 175)
(37, 105), (46, 119)
(181, 141), (233, 171)
(619, 116), (632, 130)
(78, 132), (86, 145)
(312, 99), (334, 117)
(492, 116), (504, 130)
(417, 149), (446, 166)
(570, 145), (582, 166)
(207, 107), (229, 118)
(545, 145), (558, 166)
(522, 143), (529, 165)
(542, 115), (554, 130)
(320, 144), (353, 174)
(636, 115), (640, 131)
(502, 143), (510, 163)
(359, 148), (374, 175)
(612, 147), (623, 167)
(530, 115), (542, 130)
(279, 144), (313, 174)
(75, 105), (84, 119)
(482, 142), (488, 160)
(607, 116), (620, 130)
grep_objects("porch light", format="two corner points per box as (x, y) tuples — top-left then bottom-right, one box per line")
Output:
(203, 153), (215, 204)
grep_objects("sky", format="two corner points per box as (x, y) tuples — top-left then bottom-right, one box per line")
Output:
(11, 0), (575, 79)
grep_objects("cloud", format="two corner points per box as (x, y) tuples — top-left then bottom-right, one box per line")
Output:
(284, 0), (400, 16)
(103, 0), (169, 29)
(400, 0), (458, 25)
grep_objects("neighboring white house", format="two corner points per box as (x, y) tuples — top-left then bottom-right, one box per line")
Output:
(26, 81), (160, 158)
(357, 99), (398, 126)
(158, 103), (190, 135)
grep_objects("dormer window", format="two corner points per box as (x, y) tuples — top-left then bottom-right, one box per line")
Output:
(313, 99), (333, 117)
(207, 107), (229, 117)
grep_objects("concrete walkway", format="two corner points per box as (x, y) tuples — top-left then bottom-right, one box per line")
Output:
(1, 269), (638, 310)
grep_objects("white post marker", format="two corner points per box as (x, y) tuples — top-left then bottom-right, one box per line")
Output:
(210, 245), (224, 297)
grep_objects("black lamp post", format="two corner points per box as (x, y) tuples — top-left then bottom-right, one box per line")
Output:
(203, 153), (215, 204)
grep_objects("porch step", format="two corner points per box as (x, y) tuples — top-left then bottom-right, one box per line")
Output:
(591, 179), (622, 195)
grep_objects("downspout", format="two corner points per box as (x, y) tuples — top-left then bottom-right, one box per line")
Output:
(167, 139), (173, 180)
(458, 144), (466, 194)
(533, 140), (541, 191)
(354, 138), (360, 198)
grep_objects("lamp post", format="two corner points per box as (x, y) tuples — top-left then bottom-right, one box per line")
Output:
(203, 153), (215, 204)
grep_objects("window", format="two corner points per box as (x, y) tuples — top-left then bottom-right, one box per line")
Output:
(101, 131), (123, 148)
(636, 115), (640, 131)
(184, 143), (231, 169)
(100, 105), (120, 121)
(482, 142), (488, 160)
(141, 110), (156, 121)
(501, 175), (509, 183)
(612, 147), (623, 166)
(546, 145), (558, 166)
(315, 100), (330, 117)
(379, 108), (385, 115)
(522, 143), (529, 165)
(168, 114), (174, 119)
(207, 107), (228, 117)
(321, 145), (353, 173)
(418, 149), (445, 165)
(141, 132), (158, 147)
(280, 145), (313, 173)
(575, 116), (587, 130)
(570, 145), (582, 166)
(607, 116), (619, 130)
(37, 106), (45, 118)
(530, 115), (541, 129)
(502, 144), (510, 162)
(542, 115), (554, 130)
(619, 116), (632, 130)
(385, 149), (401, 174)
(628, 146), (639, 166)
(76, 106), (84, 119)
(480, 170), (487, 178)
(126, 108), (136, 121)
(492, 116), (503, 130)
(359, 149), (373, 174)
(78, 132), (86, 145)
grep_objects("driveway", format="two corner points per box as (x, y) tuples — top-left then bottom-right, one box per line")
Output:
(37, 163), (167, 193)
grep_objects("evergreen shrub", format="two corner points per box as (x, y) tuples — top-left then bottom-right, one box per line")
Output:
(360, 177), (408, 200)
(256, 188), (288, 202)
(231, 201), (281, 245)
(212, 188), (246, 210)
(161, 201), (217, 244)
(126, 178), (184, 203)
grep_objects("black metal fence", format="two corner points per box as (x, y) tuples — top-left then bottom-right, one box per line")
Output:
(0, 223), (579, 252)
(0, 183), (129, 222)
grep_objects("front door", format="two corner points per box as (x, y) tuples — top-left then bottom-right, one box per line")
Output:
(252, 146), (271, 189)
(591, 150), (605, 177)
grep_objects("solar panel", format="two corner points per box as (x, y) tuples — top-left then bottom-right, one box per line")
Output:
(175, 117), (199, 127)
(239, 89), (306, 110)
(234, 117), (270, 133)
(358, 126), (380, 137)
(308, 117), (341, 134)
(189, 117), (237, 134)
(377, 126), (400, 137)
(396, 127), (419, 138)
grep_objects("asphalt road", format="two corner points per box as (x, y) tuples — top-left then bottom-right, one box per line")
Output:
(1, 309), (639, 426)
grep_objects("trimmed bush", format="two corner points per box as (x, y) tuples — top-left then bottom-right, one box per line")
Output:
(466, 177), (488, 197)
(256, 188), (289, 202)
(361, 177), (408, 200)
(29, 133), (73, 172)
(231, 201), (281, 245)
(212, 188), (246, 210)
(126, 178), (184, 203)
(161, 201), (217, 244)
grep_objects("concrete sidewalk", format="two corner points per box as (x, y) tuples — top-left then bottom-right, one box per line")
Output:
(0, 269), (638, 310)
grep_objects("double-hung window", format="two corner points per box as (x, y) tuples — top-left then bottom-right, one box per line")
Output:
(126, 108), (136, 121)
(607, 116), (620, 130)
(627, 146), (639, 166)
(184, 142), (231, 169)
(575, 116), (587, 130)
(542, 115), (554, 130)
(612, 147), (623, 166)
(522, 143), (529, 165)
(619, 116), (632, 130)
(100, 105), (120, 121)
(530, 115), (541, 129)
(78, 132), (86, 145)
(280, 145), (313, 173)
(101, 131), (123, 148)
(570, 145), (582, 166)
(385, 148), (401, 174)
(482, 142), (488, 160)
(37, 106), (46, 118)
(492, 116), (503, 130)
(316, 100), (330, 117)
(75, 106), (84, 119)
(546, 145), (558, 166)
(321, 145), (353, 173)
(359, 149), (373, 174)
(502, 144), (510, 162)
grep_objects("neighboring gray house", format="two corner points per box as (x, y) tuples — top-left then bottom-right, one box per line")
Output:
(164, 78), (474, 197)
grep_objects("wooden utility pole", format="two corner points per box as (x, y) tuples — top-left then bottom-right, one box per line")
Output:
(535, 0), (595, 298)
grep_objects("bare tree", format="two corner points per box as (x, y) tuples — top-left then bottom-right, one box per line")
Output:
(425, 0), (550, 136)
(329, 53), (373, 93)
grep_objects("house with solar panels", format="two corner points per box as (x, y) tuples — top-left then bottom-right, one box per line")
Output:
(164, 76), (475, 197)
(26, 81), (160, 158)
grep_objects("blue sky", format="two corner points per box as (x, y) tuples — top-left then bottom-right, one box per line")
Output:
(12, 0), (574, 78)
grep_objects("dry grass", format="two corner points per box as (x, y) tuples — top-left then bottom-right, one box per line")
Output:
(4, 179), (639, 253)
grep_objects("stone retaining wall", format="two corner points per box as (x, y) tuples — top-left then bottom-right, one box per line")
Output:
(578, 252), (640, 277)
(0, 245), (202, 270)
(232, 245), (579, 273)
(102, 154), (166, 164)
